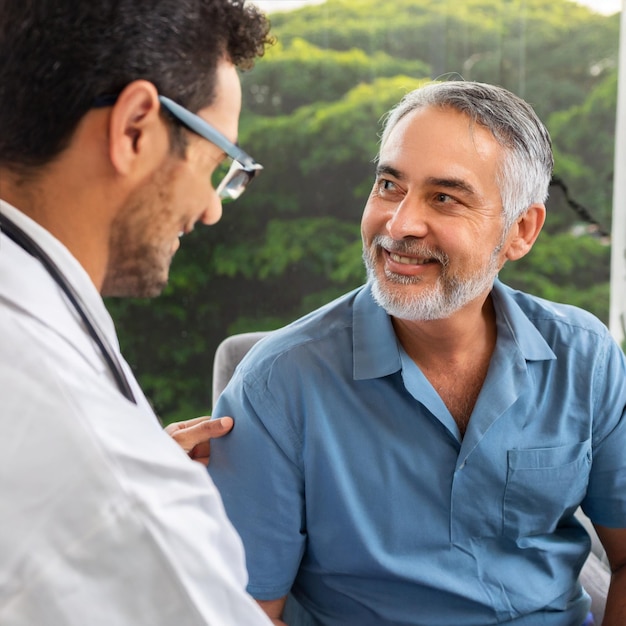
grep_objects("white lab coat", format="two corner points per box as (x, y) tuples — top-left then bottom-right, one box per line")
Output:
(0, 201), (270, 625)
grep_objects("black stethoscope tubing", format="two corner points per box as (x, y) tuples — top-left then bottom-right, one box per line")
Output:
(0, 212), (137, 404)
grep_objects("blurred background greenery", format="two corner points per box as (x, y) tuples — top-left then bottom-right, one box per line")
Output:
(106, 0), (619, 423)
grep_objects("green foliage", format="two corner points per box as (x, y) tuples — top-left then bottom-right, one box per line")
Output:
(242, 38), (430, 115)
(267, 0), (618, 118)
(548, 71), (617, 230)
(107, 0), (619, 422)
(224, 217), (360, 279)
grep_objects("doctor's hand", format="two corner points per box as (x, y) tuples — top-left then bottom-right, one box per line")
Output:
(165, 416), (234, 466)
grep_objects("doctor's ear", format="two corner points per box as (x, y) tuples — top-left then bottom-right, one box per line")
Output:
(504, 203), (546, 262)
(107, 80), (170, 178)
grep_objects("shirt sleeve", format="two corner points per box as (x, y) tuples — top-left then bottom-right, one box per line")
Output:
(209, 360), (307, 600)
(582, 332), (626, 527)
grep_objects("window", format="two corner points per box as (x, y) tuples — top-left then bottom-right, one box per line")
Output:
(107, 0), (622, 422)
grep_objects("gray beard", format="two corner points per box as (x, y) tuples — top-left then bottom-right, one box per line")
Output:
(363, 236), (501, 321)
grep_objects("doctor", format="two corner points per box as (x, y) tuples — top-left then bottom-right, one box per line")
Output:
(0, 0), (273, 624)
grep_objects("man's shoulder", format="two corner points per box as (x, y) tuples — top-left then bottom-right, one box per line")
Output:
(252, 286), (364, 353)
(497, 281), (611, 340)
(237, 286), (366, 377)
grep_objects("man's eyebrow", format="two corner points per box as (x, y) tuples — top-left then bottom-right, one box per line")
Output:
(375, 163), (405, 180)
(426, 176), (478, 197)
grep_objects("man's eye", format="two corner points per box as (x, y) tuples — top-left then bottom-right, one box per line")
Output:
(435, 192), (453, 202)
(377, 179), (397, 192)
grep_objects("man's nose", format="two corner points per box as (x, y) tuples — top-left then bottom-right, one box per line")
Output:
(385, 196), (429, 240)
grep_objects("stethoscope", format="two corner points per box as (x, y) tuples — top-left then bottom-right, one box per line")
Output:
(0, 212), (137, 404)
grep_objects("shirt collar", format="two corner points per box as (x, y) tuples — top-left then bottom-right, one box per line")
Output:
(491, 279), (557, 362)
(353, 283), (402, 380)
(351, 279), (556, 382)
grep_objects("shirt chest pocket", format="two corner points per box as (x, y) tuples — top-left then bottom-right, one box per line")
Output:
(503, 441), (591, 540)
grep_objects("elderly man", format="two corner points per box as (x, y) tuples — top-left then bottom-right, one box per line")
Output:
(210, 81), (626, 625)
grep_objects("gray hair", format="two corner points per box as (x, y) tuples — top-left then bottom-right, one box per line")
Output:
(379, 81), (554, 230)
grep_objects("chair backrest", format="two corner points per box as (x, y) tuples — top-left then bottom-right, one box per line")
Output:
(212, 331), (271, 409)
(575, 508), (610, 623)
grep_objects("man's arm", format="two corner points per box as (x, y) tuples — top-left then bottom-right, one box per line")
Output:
(593, 525), (626, 625)
(257, 597), (288, 626)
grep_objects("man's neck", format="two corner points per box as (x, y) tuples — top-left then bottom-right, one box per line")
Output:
(392, 293), (498, 435)
(391, 293), (497, 371)
(0, 159), (116, 293)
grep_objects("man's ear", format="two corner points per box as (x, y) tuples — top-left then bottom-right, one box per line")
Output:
(107, 80), (170, 178)
(504, 203), (546, 262)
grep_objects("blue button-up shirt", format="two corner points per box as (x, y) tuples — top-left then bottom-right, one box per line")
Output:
(210, 280), (626, 626)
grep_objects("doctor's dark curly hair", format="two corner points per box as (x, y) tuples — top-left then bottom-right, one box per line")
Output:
(0, 0), (273, 171)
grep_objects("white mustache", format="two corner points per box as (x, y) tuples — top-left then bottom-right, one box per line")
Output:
(371, 235), (449, 266)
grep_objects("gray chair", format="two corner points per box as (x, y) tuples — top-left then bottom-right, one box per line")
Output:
(212, 331), (610, 623)
(212, 331), (270, 408)
(576, 510), (611, 623)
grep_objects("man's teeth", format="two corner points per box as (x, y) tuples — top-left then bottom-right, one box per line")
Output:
(390, 252), (431, 265)
(178, 231), (184, 238)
